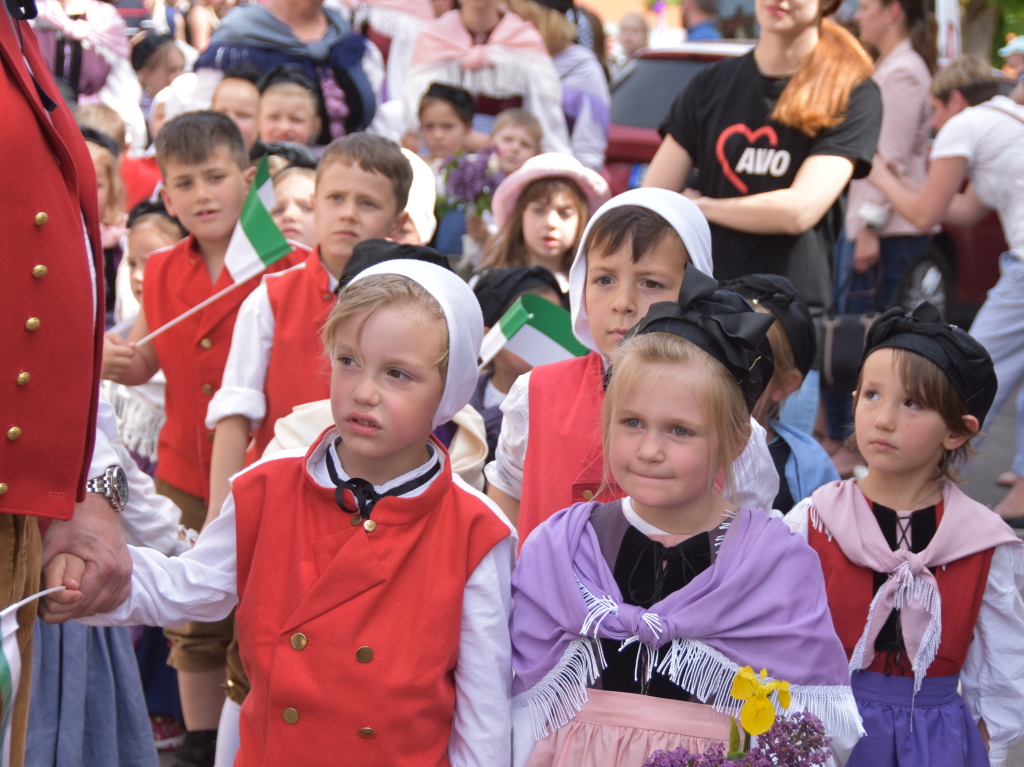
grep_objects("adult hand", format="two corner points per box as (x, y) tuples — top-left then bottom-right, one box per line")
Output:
(853, 229), (881, 273)
(102, 331), (136, 381)
(40, 493), (132, 618)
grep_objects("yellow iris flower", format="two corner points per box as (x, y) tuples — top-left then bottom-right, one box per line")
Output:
(730, 666), (791, 736)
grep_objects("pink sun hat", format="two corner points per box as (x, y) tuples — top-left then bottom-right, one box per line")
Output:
(491, 153), (611, 228)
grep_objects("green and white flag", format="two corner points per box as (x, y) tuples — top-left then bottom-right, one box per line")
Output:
(223, 155), (293, 283)
(1, 587), (65, 767)
(479, 293), (589, 369)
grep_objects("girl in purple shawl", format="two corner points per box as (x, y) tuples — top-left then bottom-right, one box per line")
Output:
(509, 267), (863, 767)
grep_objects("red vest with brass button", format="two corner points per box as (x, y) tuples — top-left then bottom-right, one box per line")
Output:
(520, 352), (621, 546)
(231, 431), (511, 767)
(0, 13), (104, 520)
(143, 237), (303, 500)
(254, 248), (334, 460)
(807, 502), (993, 677)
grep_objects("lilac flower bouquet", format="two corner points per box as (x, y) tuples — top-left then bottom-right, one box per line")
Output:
(440, 148), (505, 219)
(643, 711), (832, 767)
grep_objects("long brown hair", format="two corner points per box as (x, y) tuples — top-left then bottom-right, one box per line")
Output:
(481, 177), (589, 273)
(889, 0), (939, 75)
(771, 13), (875, 137)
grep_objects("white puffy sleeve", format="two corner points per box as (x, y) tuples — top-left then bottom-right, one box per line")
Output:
(783, 497), (814, 540)
(960, 543), (1024, 767)
(483, 371), (531, 499)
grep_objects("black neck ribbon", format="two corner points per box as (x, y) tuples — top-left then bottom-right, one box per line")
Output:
(324, 441), (441, 519)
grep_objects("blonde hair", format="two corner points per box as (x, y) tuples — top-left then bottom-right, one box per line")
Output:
(87, 142), (125, 226)
(751, 304), (799, 424)
(930, 55), (1000, 105)
(260, 81), (322, 143)
(603, 332), (751, 496)
(771, 17), (874, 137)
(511, 0), (576, 53)
(322, 274), (449, 380)
(492, 108), (543, 149)
(851, 348), (978, 482)
(74, 104), (126, 154)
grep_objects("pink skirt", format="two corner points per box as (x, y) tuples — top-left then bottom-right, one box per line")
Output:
(525, 688), (731, 767)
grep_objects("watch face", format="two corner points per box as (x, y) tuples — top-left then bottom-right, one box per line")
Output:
(110, 466), (129, 506)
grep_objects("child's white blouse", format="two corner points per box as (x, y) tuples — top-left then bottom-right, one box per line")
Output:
(785, 499), (1024, 767)
(81, 431), (517, 767)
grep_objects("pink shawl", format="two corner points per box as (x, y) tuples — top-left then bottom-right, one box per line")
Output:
(810, 478), (1023, 691)
(411, 9), (548, 73)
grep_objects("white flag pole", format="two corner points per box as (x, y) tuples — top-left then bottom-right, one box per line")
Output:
(135, 279), (248, 347)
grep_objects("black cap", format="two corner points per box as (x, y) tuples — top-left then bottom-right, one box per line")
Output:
(423, 82), (475, 122)
(723, 274), (816, 377)
(221, 63), (263, 86)
(80, 126), (119, 157)
(534, 0), (574, 12)
(131, 32), (174, 72)
(625, 265), (776, 413)
(473, 266), (564, 328)
(862, 302), (997, 423)
(338, 240), (453, 292)
(257, 64), (319, 99)
(260, 141), (320, 171)
(127, 198), (185, 236)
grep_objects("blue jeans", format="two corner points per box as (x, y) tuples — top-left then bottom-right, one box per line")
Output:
(823, 232), (930, 440)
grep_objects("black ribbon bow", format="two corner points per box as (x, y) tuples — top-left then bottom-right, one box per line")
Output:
(863, 301), (997, 422)
(624, 265), (776, 412)
(324, 441), (441, 519)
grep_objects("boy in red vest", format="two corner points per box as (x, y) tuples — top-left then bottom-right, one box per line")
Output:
(205, 134), (414, 520)
(51, 259), (517, 767)
(102, 111), (304, 763)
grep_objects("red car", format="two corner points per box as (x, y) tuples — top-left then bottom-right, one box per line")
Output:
(605, 43), (1008, 325)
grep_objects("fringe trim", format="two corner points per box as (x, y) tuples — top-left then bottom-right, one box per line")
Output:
(510, 638), (602, 742)
(103, 381), (165, 462)
(1010, 542), (1024, 576)
(808, 504), (833, 542)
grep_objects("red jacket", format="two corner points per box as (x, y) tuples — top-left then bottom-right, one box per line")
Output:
(143, 236), (301, 500)
(809, 501), (992, 677)
(231, 432), (511, 766)
(0, 9), (104, 520)
(254, 248), (334, 459)
(519, 352), (621, 545)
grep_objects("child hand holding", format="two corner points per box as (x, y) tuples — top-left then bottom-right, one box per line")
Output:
(38, 553), (86, 624)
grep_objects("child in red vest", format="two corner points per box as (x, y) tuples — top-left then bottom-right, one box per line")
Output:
(50, 260), (517, 767)
(102, 110), (304, 761)
(485, 187), (777, 543)
(785, 303), (1024, 767)
(206, 134), (415, 519)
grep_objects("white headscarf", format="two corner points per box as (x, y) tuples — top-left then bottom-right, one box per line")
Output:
(350, 259), (483, 428)
(568, 188), (713, 355)
(400, 148), (438, 244)
(564, 188), (779, 512)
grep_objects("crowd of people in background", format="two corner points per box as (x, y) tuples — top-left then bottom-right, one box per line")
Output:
(5, 0), (1024, 766)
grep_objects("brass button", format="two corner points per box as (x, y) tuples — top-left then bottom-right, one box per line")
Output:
(206, 432), (215, 442)
(0, 483), (7, 495)
(34, 212), (48, 226)
(290, 633), (307, 651)
(16, 372), (30, 386)
(201, 384), (214, 395)
(357, 727), (376, 739)
(350, 513), (362, 526)
(32, 265), (47, 278)
(582, 490), (594, 501)
(322, 293), (332, 301)
(356, 646), (373, 663)
(199, 338), (213, 350)
(25, 318), (40, 331)
(7, 427), (22, 441)
(282, 707), (299, 724)
(363, 519), (377, 533)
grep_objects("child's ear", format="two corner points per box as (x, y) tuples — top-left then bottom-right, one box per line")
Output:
(773, 370), (803, 403)
(388, 210), (411, 240)
(244, 164), (257, 188)
(943, 414), (980, 451)
(159, 185), (177, 219)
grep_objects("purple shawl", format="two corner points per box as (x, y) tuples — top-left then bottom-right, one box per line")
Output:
(510, 503), (863, 740)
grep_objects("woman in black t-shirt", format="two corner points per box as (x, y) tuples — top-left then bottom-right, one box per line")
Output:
(644, 0), (882, 314)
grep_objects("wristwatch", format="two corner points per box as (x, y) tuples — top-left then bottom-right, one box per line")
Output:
(85, 465), (129, 512)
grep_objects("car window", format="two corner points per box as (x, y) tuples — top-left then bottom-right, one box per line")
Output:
(610, 59), (710, 130)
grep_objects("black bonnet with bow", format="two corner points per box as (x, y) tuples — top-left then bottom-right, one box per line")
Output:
(862, 302), (997, 423)
(623, 265), (776, 413)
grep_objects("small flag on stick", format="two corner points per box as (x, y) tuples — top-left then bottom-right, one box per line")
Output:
(1, 587), (65, 767)
(479, 293), (589, 369)
(136, 156), (293, 346)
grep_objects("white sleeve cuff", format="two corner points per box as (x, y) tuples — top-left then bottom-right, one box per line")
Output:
(88, 399), (123, 478)
(206, 387), (268, 430)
